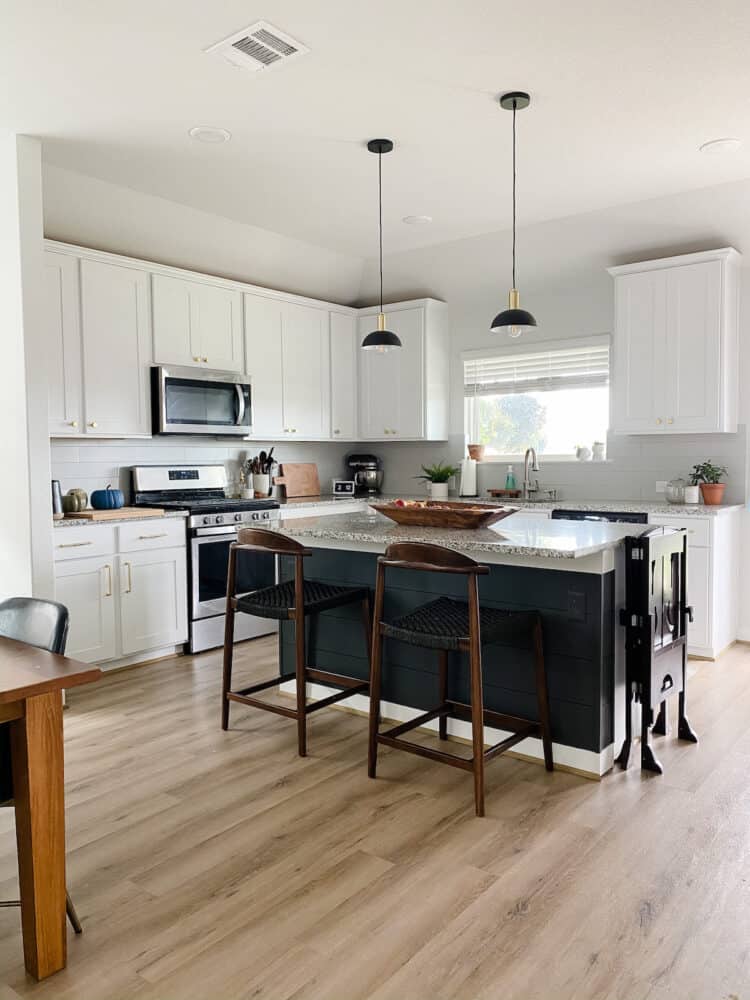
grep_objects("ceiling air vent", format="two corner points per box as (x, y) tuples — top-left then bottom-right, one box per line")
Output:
(205, 21), (309, 73)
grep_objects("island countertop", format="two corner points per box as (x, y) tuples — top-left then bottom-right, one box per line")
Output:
(274, 509), (648, 564)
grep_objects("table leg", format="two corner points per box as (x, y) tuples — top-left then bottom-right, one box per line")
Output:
(10, 691), (66, 980)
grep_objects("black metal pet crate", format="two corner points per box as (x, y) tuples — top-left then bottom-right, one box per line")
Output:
(616, 526), (698, 774)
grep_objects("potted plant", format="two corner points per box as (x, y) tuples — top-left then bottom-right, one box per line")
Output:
(415, 461), (460, 500)
(690, 461), (728, 506)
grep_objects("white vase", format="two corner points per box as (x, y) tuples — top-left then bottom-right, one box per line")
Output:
(252, 473), (270, 497)
(429, 482), (449, 500)
(683, 485), (700, 505)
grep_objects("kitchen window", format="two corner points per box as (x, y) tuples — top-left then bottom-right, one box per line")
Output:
(463, 336), (610, 460)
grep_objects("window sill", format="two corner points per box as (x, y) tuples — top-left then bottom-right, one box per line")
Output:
(478, 457), (614, 465)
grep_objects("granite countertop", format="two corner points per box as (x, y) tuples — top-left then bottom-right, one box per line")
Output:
(277, 494), (743, 517)
(53, 511), (188, 528)
(275, 510), (649, 560)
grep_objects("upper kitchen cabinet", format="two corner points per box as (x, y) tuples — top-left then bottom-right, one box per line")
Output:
(329, 311), (357, 439)
(152, 273), (244, 372)
(80, 259), (152, 437)
(357, 299), (449, 441)
(44, 250), (82, 436)
(244, 293), (331, 440)
(609, 248), (740, 434)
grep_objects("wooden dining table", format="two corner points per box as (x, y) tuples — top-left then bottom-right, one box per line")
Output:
(0, 636), (100, 980)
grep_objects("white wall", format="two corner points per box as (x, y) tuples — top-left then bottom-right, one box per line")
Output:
(0, 134), (53, 600)
(43, 164), (364, 305)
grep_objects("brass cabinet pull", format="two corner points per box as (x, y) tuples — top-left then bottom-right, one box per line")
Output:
(103, 563), (112, 597)
(124, 561), (133, 594)
(655, 417), (662, 425)
(137, 532), (168, 539)
(57, 541), (93, 549)
(68, 420), (78, 428)
(192, 355), (201, 363)
(88, 420), (98, 428)
(202, 356), (208, 363)
(667, 417), (674, 425)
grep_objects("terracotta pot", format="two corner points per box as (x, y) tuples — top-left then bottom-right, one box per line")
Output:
(700, 483), (725, 506)
(467, 444), (485, 462)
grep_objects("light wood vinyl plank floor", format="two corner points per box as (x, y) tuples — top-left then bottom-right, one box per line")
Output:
(1, 636), (749, 999)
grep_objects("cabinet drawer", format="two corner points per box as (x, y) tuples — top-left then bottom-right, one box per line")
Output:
(649, 516), (711, 547)
(53, 526), (116, 561)
(117, 518), (187, 553)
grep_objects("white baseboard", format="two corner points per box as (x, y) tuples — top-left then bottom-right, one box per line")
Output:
(280, 680), (611, 779)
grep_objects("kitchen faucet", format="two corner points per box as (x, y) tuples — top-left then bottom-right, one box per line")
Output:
(523, 447), (540, 500)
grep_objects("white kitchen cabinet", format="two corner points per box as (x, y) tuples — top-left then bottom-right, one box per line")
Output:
(357, 299), (449, 441)
(329, 312), (357, 439)
(609, 249), (739, 435)
(53, 519), (188, 667)
(649, 509), (740, 658)
(152, 274), (243, 372)
(244, 293), (331, 440)
(80, 259), (152, 436)
(54, 555), (117, 663)
(119, 547), (188, 656)
(44, 251), (82, 436)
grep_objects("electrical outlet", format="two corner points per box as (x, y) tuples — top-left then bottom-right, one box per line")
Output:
(567, 591), (586, 622)
(655, 481), (667, 493)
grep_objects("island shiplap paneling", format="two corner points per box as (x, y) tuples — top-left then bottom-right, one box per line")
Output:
(278, 549), (614, 755)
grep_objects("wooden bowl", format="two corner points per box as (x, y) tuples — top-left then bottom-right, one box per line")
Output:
(369, 500), (518, 530)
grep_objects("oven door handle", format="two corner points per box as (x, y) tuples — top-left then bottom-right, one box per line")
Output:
(235, 384), (246, 427)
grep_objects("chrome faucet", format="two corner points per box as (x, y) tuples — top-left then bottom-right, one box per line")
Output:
(523, 447), (540, 500)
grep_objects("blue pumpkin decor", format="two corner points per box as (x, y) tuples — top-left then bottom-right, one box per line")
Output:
(91, 484), (125, 510)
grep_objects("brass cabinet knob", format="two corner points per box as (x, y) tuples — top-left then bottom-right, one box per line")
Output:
(333, 429), (340, 435)
(202, 356), (208, 363)
(656, 417), (662, 425)
(192, 355), (200, 362)
(69, 420), (78, 428)
(88, 420), (98, 428)
(667, 417), (674, 425)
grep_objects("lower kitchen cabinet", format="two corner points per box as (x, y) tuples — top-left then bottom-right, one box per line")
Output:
(119, 547), (188, 655)
(54, 555), (118, 663)
(53, 520), (188, 666)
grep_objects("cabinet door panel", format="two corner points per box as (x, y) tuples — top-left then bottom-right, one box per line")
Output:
(388, 308), (424, 437)
(281, 303), (329, 438)
(80, 260), (151, 436)
(686, 544), (711, 652)
(244, 294), (284, 437)
(54, 557), (117, 663)
(666, 261), (721, 432)
(45, 252), (82, 436)
(193, 283), (244, 373)
(152, 274), (199, 367)
(329, 312), (357, 439)
(119, 548), (187, 655)
(358, 307), (424, 439)
(612, 271), (667, 433)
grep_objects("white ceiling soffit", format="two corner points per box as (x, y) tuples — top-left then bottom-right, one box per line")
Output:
(205, 21), (309, 73)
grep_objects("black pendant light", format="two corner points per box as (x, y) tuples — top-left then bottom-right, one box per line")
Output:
(491, 91), (537, 338)
(362, 138), (401, 352)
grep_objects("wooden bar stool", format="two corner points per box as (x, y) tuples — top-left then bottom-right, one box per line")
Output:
(368, 542), (553, 816)
(222, 528), (372, 756)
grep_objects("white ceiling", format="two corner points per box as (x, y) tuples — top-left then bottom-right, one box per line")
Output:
(4, 0), (750, 256)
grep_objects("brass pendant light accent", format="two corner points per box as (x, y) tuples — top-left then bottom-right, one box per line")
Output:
(491, 91), (537, 338)
(362, 138), (401, 352)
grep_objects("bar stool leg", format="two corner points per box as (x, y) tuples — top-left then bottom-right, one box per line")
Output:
(368, 565), (386, 779)
(221, 550), (239, 731)
(532, 616), (554, 772)
(467, 579), (485, 817)
(295, 610), (307, 757)
(438, 651), (449, 741)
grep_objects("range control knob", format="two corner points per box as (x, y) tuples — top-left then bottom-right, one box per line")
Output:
(262, 511), (270, 520)
(251, 512), (259, 521)
(203, 516), (211, 525)
(216, 515), (224, 524)
(234, 513), (242, 522)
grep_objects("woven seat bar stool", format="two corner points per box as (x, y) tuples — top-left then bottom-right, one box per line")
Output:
(222, 528), (372, 756)
(367, 542), (553, 817)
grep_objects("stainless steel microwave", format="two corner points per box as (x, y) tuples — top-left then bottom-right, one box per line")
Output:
(151, 366), (252, 436)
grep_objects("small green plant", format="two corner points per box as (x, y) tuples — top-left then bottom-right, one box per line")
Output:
(414, 461), (460, 484)
(690, 461), (728, 485)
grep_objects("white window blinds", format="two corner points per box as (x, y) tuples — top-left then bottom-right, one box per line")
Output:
(464, 340), (609, 398)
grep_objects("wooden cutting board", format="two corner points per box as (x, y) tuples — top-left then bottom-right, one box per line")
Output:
(64, 507), (166, 521)
(273, 463), (320, 498)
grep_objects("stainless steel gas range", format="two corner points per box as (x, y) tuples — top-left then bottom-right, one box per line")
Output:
(132, 464), (281, 653)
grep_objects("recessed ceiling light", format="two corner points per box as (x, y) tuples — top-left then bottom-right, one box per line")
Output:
(402, 215), (433, 225)
(188, 126), (232, 144)
(699, 137), (741, 154)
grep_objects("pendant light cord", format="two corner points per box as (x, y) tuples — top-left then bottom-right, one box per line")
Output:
(512, 99), (517, 290)
(378, 149), (384, 313)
